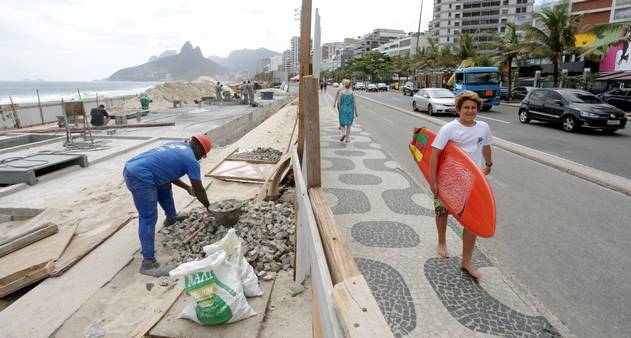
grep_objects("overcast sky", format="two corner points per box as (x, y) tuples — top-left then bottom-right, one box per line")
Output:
(0, 0), (434, 81)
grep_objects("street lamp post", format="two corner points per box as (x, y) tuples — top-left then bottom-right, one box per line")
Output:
(415, 0), (424, 53)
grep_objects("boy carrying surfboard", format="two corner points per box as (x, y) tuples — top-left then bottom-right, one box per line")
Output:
(429, 90), (494, 279)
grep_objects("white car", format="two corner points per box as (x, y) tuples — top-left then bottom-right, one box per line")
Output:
(412, 88), (457, 116)
(332, 82), (339, 87)
(367, 83), (378, 92)
(377, 83), (388, 91)
(354, 82), (366, 90)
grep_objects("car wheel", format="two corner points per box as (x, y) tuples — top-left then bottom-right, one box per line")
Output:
(428, 104), (434, 116)
(562, 115), (578, 132)
(518, 109), (530, 123)
(412, 101), (418, 112)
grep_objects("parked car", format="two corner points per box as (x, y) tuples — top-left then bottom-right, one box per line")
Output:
(367, 83), (378, 92)
(518, 88), (628, 133)
(377, 83), (388, 91)
(511, 86), (534, 101)
(412, 88), (457, 116)
(598, 88), (631, 112)
(402, 81), (418, 96)
(500, 87), (509, 100)
(332, 82), (339, 87)
(354, 82), (366, 91)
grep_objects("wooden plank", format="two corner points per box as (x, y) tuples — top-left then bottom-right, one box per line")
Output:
(147, 279), (275, 338)
(297, 0), (312, 162)
(0, 222), (58, 258)
(224, 157), (278, 165)
(52, 218), (134, 276)
(291, 148), (344, 338)
(0, 261), (53, 298)
(302, 76), (321, 188)
(258, 152), (291, 201)
(308, 187), (361, 284)
(333, 275), (394, 338)
(131, 283), (185, 338)
(312, 286), (323, 338)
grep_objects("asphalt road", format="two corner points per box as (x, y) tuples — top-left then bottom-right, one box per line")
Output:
(325, 88), (631, 338)
(354, 90), (631, 180)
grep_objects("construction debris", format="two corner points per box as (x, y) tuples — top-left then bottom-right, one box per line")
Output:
(160, 198), (295, 277)
(230, 147), (283, 163)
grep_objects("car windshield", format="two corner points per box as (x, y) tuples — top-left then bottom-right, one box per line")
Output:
(429, 89), (455, 98)
(568, 93), (602, 104)
(465, 72), (500, 85)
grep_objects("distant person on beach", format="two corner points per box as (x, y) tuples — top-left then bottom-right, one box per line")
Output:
(247, 80), (255, 105)
(241, 81), (249, 105)
(140, 94), (152, 110)
(90, 104), (110, 126)
(123, 134), (212, 277)
(215, 82), (223, 101)
(429, 90), (493, 279)
(334, 79), (358, 143)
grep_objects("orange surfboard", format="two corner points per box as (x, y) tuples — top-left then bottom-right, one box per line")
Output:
(409, 127), (496, 238)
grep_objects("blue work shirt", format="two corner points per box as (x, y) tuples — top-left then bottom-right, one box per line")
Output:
(124, 141), (200, 186)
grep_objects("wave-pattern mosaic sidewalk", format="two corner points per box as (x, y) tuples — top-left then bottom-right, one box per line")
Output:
(318, 95), (563, 337)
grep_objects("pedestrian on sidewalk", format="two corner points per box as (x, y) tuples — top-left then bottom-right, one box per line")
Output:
(241, 81), (249, 105)
(215, 81), (223, 101)
(320, 82), (324, 92)
(429, 90), (493, 279)
(247, 80), (256, 105)
(123, 134), (212, 277)
(334, 79), (358, 143)
(324, 81), (327, 91)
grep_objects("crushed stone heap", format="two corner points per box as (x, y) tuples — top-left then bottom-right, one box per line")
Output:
(231, 147), (283, 162)
(160, 199), (295, 278)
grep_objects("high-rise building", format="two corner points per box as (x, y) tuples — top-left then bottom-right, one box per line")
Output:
(571, 0), (631, 32)
(353, 29), (407, 58)
(270, 55), (283, 72)
(290, 36), (301, 75)
(429, 0), (534, 48)
(374, 33), (428, 57)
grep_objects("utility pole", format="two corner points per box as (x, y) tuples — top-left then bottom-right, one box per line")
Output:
(415, 0), (424, 52)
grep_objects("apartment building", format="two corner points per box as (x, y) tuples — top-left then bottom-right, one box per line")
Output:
(571, 0), (631, 31)
(353, 29), (407, 58)
(429, 0), (534, 48)
(373, 34), (428, 57)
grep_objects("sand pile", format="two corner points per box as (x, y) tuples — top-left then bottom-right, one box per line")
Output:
(144, 76), (235, 107)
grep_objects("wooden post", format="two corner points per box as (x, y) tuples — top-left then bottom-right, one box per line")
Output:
(96, 92), (99, 106)
(77, 88), (82, 99)
(8, 96), (21, 128)
(303, 76), (320, 188)
(36, 90), (45, 124)
(297, 0), (312, 163)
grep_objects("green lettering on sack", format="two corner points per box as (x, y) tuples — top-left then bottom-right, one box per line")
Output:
(195, 294), (233, 324)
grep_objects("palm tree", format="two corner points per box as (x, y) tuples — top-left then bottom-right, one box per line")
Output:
(486, 22), (523, 99)
(521, 1), (581, 87)
(455, 33), (478, 62)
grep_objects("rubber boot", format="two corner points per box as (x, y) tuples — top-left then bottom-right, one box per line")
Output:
(139, 260), (175, 277)
(162, 211), (190, 226)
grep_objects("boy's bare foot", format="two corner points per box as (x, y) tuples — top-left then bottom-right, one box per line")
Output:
(460, 261), (481, 279)
(437, 244), (449, 257)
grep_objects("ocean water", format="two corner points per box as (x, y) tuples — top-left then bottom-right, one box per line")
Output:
(0, 80), (163, 105)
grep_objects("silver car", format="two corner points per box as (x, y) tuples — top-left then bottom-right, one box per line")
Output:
(412, 88), (457, 116)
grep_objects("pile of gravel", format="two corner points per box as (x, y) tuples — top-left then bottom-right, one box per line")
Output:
(231, 147), (283, 162)
(160, 199), (295, 279)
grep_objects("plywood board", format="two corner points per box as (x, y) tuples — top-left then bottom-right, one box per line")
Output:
(207, 159), (277, 183)
(0, 222), (58, 258)
(0, 225), (75, 297)
(147, 279), (274, 338)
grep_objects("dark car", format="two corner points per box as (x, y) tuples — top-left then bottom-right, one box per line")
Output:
(598, 88), (631, 112)
(402, 81), (418, 96)
(511, 86), (534, 101)
(500, 87), (509, 100)
(518, 88), (627, 133)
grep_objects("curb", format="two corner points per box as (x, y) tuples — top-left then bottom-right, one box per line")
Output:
(355, 94), (631, 198)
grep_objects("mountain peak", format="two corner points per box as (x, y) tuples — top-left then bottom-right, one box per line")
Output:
(180, 41), (194, 54)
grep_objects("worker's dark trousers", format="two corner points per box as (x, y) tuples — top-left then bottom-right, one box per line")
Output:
(123, 169), (177, 260)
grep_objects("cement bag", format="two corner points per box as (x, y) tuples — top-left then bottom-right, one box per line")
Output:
(169, 251), (256, 325)
(203, 229), (263, 297)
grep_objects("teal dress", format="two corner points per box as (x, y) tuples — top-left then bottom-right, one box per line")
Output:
(338, 91), (355, 126)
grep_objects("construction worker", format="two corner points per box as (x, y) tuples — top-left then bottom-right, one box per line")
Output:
(241, 81), (249, 105)
(123, 134), (212, 277)
(140, 94), (152, 110)
(90, 104), (110, 127)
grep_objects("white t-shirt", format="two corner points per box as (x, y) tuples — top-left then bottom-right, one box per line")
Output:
(431, 119), (493, 167)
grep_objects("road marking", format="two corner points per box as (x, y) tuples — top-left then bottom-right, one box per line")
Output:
(477, 115), (511, 124)
(369, 110), (376, 114)
(383, 118), (393, 124)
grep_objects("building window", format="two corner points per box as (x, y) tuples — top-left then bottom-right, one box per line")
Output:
(501, 18), (507, 23)
(456, 5), (461, 9)
(455, 13), (460, 18)
(500, 26), (506, 33)
(503, 0), (508, 4)
(501, 8), (508, 14)
(449, 4), (452, 8)
(615, 7), (631, 20)
(617, 0), (631, 5)
(455, 22), (460, 26)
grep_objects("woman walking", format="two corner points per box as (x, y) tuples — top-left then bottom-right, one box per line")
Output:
(334, 79), (358, 143)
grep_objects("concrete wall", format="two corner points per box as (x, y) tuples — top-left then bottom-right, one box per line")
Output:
(207, 96), (294, 146)
(0, 95), (137, 129)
